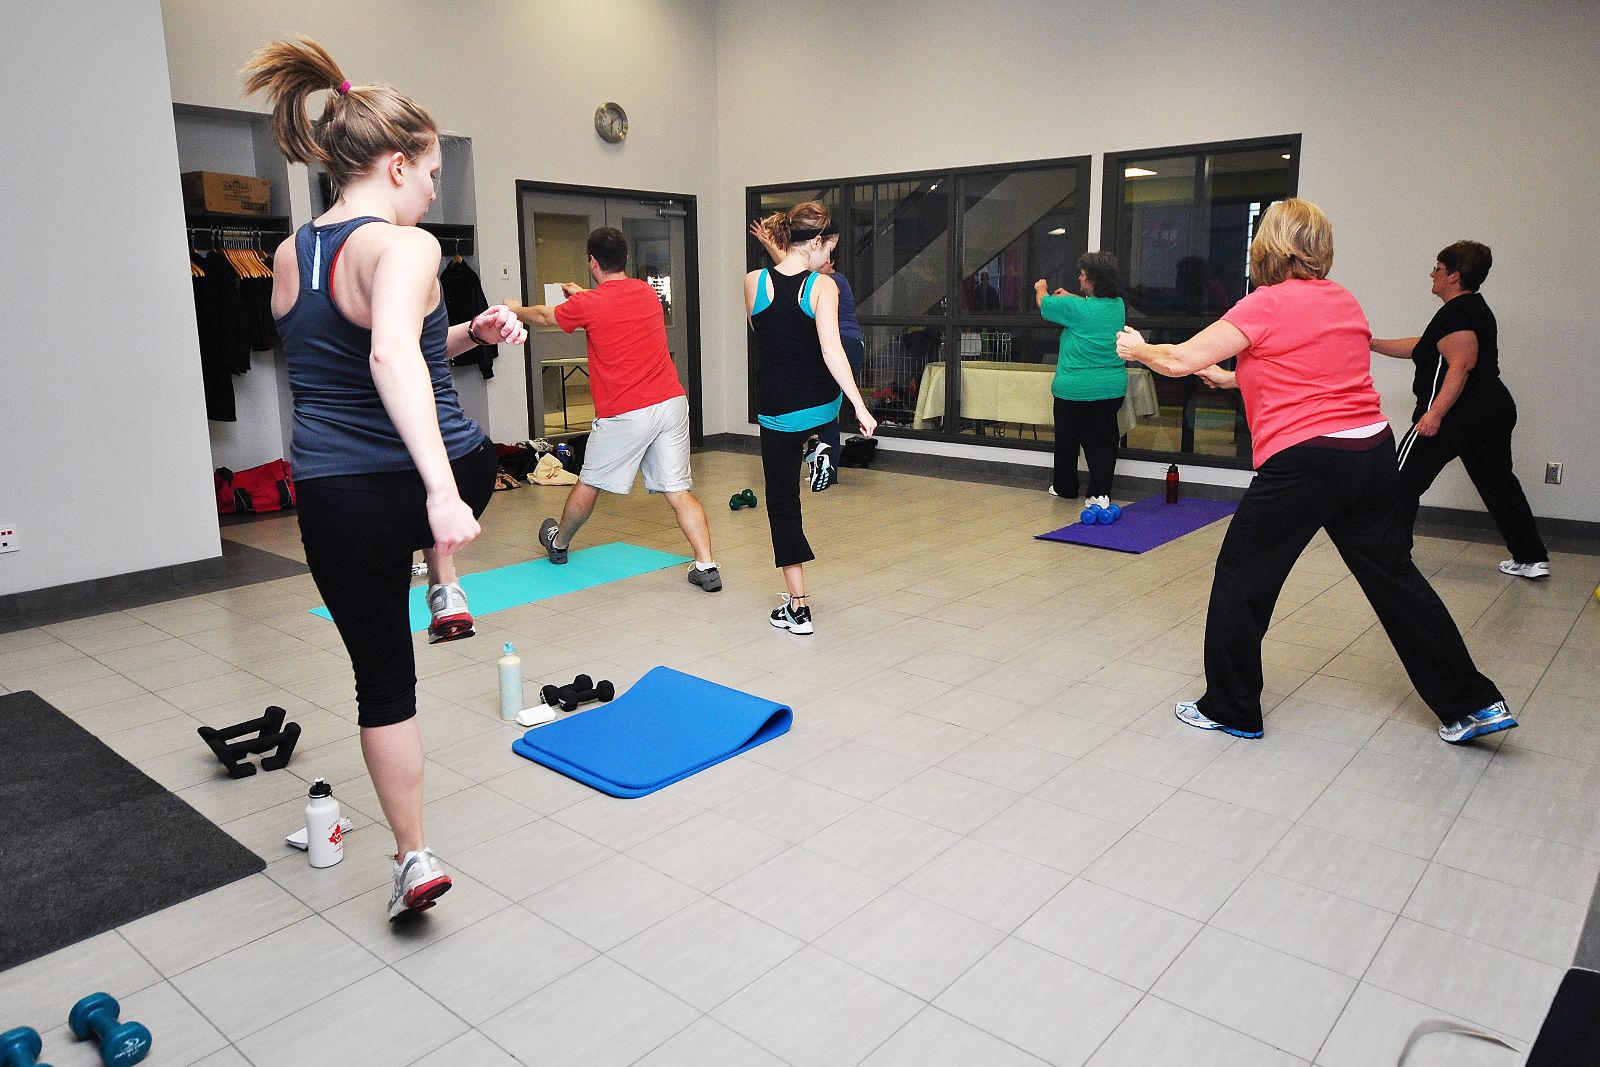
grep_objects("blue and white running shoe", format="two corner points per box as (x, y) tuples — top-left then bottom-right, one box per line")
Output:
(1439, 701), (1518, 745)
(1176, 701), (1263, 739)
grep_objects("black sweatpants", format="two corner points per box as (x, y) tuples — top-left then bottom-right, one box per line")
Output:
(759, 420), (831, 568)
(1196, 433), (1502, 734)
(1395, 389), (1548, 564)
(296, 438), (497, 727)
(1053, 396), (1124, 499)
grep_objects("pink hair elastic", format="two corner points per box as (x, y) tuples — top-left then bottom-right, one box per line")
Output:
(336, 80), (351, 95)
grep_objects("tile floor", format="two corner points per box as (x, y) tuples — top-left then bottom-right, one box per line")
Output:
(1, 449), (1596, 1066)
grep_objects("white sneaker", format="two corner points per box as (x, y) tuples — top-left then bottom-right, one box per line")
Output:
(388, 847), (451, 920)
(426, 582), (474, 643)
(1498, 559), (1550, 580)
(1087, 495), (1111, 510)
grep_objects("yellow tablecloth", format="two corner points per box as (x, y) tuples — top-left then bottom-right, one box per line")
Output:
(912, 361), (1158, 435)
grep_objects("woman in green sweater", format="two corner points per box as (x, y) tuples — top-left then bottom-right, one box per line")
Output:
(1035, 251), (1127, 506)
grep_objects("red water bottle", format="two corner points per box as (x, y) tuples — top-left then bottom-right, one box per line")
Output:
(1165, 464), (1180, 504)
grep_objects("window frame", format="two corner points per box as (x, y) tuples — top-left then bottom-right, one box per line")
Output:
(746, 154), (1093, 452)
(1101, 134), (1301, 469)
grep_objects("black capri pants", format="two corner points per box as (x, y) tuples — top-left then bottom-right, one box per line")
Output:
(759, 419), (833, 568)
(296, 437), (497, 728)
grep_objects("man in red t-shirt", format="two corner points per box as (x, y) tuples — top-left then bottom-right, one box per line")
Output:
(515, 227), (720, 592)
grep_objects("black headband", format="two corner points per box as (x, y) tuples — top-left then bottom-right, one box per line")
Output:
(788, 223), (838, 242)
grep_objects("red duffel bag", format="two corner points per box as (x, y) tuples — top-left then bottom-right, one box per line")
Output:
(215, 459), (295, 515)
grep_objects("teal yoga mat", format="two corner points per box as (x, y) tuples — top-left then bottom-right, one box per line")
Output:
(512, 667), (793, 798)
(309, 542), (691, 632)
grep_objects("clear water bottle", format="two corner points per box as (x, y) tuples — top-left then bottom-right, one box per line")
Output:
(305, 778), (344, 868)
(499, 642), (524, 721)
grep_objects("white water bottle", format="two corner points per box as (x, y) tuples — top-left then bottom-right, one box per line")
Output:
(304, 778), (344, 868)
(499, 642), (524, 721)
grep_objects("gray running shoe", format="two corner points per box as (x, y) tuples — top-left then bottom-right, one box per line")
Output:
(388, 847), (451, 920)
(1439, 701), (1518, 744)
(539, 518), (567, 564)
(1498, 559), (1549, 579)
(687, 564), (723, 592)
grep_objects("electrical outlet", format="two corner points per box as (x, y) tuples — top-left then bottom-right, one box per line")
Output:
(0, 525), (16, 553)
(1545, 462), (1564, 485)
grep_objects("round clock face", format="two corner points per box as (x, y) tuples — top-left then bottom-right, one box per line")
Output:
(594, 102), (628, 144)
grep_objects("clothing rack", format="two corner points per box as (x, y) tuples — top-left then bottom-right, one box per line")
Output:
(187, 212), (291, 251)
(418, 222), (475, 257)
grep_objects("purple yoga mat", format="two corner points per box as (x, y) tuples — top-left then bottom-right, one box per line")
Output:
(1036, 495), (1238, 553)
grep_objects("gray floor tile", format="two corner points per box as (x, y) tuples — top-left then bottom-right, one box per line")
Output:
(1297, 783), (1455, 858)
(1211, 870), (1395, 977)
(1081, 831), (1250, 921)
(1183, 753), (1328, 820)
(859, 1007), (1049, 1066)
(628, 810), (789, 892)
(1031, 760), (1176, 827)
(1433, 816), (1600, 905)
(802, 804), (961, 883)
(1082, 729), (1221, 786)
(524, 853), (701, 951)
(1136, 790), (1294, 866)
(878, 766), (1023, 833)
(936, 734), (1073, 792)
(900, 837), (1072, 931)
(450, 818), (614, 901)
(817, 888), (1005, 999)
(546, 789), (702, 851)
(972, 795), (1127, 874)
(933, 938), (1141, 1066)
(1152, 927), (1354, 1060)
(410, 1029), (521, 1066)
(1316, 983), (1522, 1067)
(393, 905), (594, 1024)
(1364, 917), (1564, 1040)
(713, 770), (863, 843)
(38, 979), (228, 1067)
(1401, 863), (1584, 967)
(1086, 995), (1307, 1066)
(1016, 879), (1201, 989)
(481, 956), (698, 1067)
(712, 947), (924, 1067)
(612, 896), (801, 1010)
(790, 739), (927, 801)
(1258, 824), (1429, 914)
(714, 845), (889, 941)
(632, 1017), (788, 1066)
(236, 968), (464, 1066)
(323, 865), (515, 964)
(119, 874), (311, 976)
(169, 916), (383, 1040)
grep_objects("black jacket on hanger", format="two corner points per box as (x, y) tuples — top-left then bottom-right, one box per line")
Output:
(441, 258), (494, 379)
(193, 250), (250, 421)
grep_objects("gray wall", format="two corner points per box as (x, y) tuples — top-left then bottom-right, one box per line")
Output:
(1, 0), (220, 596)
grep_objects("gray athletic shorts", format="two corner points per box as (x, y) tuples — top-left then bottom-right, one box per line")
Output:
(580, 394), (693, 495)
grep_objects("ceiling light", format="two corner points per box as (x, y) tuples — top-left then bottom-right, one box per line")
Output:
(1048, 227), (1067, 235)
(1124, 167), (1157, 178)
(1281, 154), (1291, 160)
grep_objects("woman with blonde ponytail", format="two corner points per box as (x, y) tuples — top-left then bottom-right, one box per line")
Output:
(744, 201), (876, 635)
(243, 36), (528, 921)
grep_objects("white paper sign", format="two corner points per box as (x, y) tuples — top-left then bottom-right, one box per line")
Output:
(544, 283), (568, 307)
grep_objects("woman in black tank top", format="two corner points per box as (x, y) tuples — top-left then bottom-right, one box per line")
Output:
(745, 201), (876, 635)
(245, 36), (527, 922)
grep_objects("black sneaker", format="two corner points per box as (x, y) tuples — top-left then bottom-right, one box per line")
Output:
(539, 518), (568, 564)
(769, 594), (813, 634)
(803, 440), (835, 493)
(687, 564), (723, 592)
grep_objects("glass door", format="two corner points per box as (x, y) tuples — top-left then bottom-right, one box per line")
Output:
(518, 187), (698, 442)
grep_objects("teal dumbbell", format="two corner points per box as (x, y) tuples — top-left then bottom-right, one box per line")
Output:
(67, 994), (150, 1066)
(0, 1027), (53, 1067)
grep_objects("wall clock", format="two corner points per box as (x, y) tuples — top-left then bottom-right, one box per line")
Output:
(594, 102), (628, 144)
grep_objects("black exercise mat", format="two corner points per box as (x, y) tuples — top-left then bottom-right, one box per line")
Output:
(0, 690), (265, 971)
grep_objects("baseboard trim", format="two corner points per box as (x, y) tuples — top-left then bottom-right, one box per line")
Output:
(697, 433), (1600, 545)
(0, 555), (228, 625)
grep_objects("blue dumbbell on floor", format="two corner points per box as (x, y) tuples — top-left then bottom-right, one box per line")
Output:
(1080, 502), (1123, 525)
(0, 1027), (53, 1067)
(67, 995), (150, 1066)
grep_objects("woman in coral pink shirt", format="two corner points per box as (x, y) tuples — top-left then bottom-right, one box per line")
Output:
(1116, 199), (1511, 747)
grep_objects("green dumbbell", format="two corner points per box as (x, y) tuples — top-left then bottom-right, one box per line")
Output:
(729, 488), (758, 510)
(67, 994), (150, 1066)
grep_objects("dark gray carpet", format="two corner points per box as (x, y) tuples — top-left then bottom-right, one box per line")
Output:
(0, 691), (265, 971)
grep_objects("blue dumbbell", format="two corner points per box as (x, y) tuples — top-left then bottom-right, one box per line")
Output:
(1100, 503), (1122, 524)
(0, 1027), (52, 1067)
(67, 995), (150, 1066)
(1080, 505), (1102, 525)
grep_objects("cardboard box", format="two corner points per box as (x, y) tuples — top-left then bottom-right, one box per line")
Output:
(181, 171), (272, 216)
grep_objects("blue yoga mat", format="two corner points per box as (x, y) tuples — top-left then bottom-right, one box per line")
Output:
(1037, 495), (1238, 554)
(511, 667), (793, 798)
(309, 542), (691, 632)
